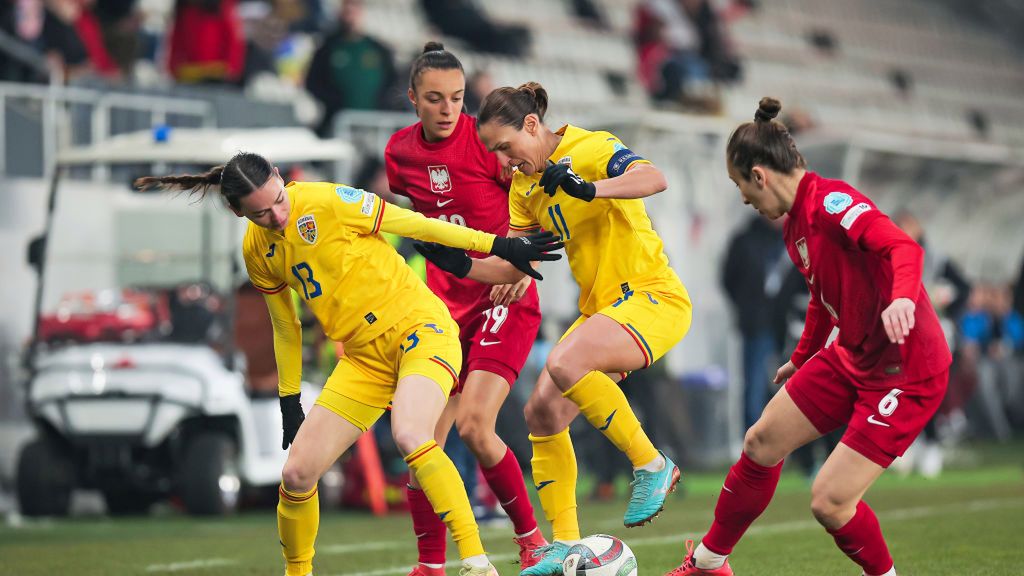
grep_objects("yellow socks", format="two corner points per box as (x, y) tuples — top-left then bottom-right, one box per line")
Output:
(529, 428), (580, 541)
(564, 370), (659, 468)
(405, 440), (485, 559)
(278, 483), (319, 576)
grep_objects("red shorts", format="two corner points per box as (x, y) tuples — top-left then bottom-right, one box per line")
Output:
(450, 287), (541, 394)
(785, 345), (948, 467)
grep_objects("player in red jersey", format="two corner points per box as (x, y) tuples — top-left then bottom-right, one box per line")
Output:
(667, 98), (952, 576)
(385, 42), (548, 576)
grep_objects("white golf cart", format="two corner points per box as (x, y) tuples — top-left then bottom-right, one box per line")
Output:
(18, 128), (352, 516)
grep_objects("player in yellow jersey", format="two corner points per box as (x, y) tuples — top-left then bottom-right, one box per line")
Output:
(414, 82), (693, 576)
(135, 152), (562, 576)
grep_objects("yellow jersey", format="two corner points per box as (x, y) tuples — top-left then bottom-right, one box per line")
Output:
(508, 125), (682, 316)
(243, 181), (496, 356)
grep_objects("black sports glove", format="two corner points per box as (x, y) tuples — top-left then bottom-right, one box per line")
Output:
(490, 231), (564, 281)
(413, 242), (472, 278)
(280, 394), (305, 450)
(539, 161), (596, 202)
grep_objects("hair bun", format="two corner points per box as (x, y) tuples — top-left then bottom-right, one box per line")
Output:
(423, 41), (445, 54)
(754, 97), (782, 122)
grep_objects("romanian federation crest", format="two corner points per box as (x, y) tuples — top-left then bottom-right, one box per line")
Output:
(296, 214), (317, 244)
(428, 165), (452, 193)
(795, 237), (810, 269)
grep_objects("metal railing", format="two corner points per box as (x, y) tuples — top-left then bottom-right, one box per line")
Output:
(0, 81), (216, 179)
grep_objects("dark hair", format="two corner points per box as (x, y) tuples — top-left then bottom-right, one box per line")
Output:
(134, 151), (273, 210)
(478, 82), (548, 129)
(409, 41), (464, 91)
(726, 97), (806, 180)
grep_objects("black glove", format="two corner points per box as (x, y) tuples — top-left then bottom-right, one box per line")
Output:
(413, 242), (472, 278)
(490, 231), (564, 281)
(539, 161), (596, 202)
(280, 394), (305, 450)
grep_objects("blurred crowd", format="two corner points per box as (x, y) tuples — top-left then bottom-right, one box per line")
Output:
(0, 0), (753, 135)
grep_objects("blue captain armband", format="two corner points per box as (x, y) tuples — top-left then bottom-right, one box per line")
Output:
(607, 147), (645, 177)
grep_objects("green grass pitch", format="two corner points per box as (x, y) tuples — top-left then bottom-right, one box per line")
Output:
(2, 452), (1022, 575)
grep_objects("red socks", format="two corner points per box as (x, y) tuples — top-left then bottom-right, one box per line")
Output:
(409, 447), (539, 565)
(703, 453), (783, 555)
(828, 501), (894, 576)
(407, 484), (446, 565)
(481, 447), (538, 536)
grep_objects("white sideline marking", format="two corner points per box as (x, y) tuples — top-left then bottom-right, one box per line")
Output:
(146, 558), (236, 572)
(332, 497), (1024, 576)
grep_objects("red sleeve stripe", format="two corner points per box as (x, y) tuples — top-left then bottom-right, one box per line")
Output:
(253, 281), (287, 294)
(620, 323), (653, 368)
(404, 441), (439, 464)
(430, 356), (459, 384)
(279, 485), (317, 503)
(371, 198), (386, 234)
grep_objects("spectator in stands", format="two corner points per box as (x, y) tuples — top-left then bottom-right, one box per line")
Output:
(958, 283), (1023, 441)
(1015, 250), (1024, 318)
(166, 0), (246, 85)
(74, 0), (142, 81)
(895, 210), (971, 321)
(0, 0), (46, 81)
(464, 69), (495, 115)
(420, 0), (530, 57)
(304, 0), (397, 137)
(567, 0), (609, 30)
(682, 0), (741, 83)
(722, 214), (787, 430)
(39, 0), (92, 79)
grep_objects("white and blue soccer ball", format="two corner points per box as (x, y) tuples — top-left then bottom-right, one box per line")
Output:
(562, 534), (638, 576)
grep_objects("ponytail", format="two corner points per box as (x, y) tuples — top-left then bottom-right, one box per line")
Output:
(478, 81), (548, 129)
(726, 97), (806, 179)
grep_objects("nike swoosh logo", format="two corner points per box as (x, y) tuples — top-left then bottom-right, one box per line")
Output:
(722, 485), (734, 494)
(265, 243), (276, 257)
(598, 410), (617, 431)
(867, 415), (890, 427)
(438, 511), (450, 521)
(479, 339), (501, 346)
(500, 496), (517, 506)
(437, 198), (454, 207)
(415, 532), (429, 539)
(534, 480), (555, 491)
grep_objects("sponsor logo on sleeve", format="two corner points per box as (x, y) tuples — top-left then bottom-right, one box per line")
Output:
(823, 191), (854, 214)
(840, 202), (872, 230)
(336, 186), (364, 203)
(360, 192), (377, 216)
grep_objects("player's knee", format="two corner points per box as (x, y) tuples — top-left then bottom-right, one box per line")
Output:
(545, 345), (586, 389)
(742, 425), (783, 466)
(456, 414), (492, 451)
(524, 394), (563, 436)
(809, 486), (848, 528)
(281, 459), (317, 493)
(392, 422), (432, 456)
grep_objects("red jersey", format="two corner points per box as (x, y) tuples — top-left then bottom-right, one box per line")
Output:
(385, 113), (538, 324)
(784, 172), (951, 386)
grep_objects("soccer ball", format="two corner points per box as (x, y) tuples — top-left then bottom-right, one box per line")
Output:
(562, 534), (638, 576)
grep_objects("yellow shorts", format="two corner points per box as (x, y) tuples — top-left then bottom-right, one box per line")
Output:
(315, 299), (462, 432)
(562, 283), (692, 369)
